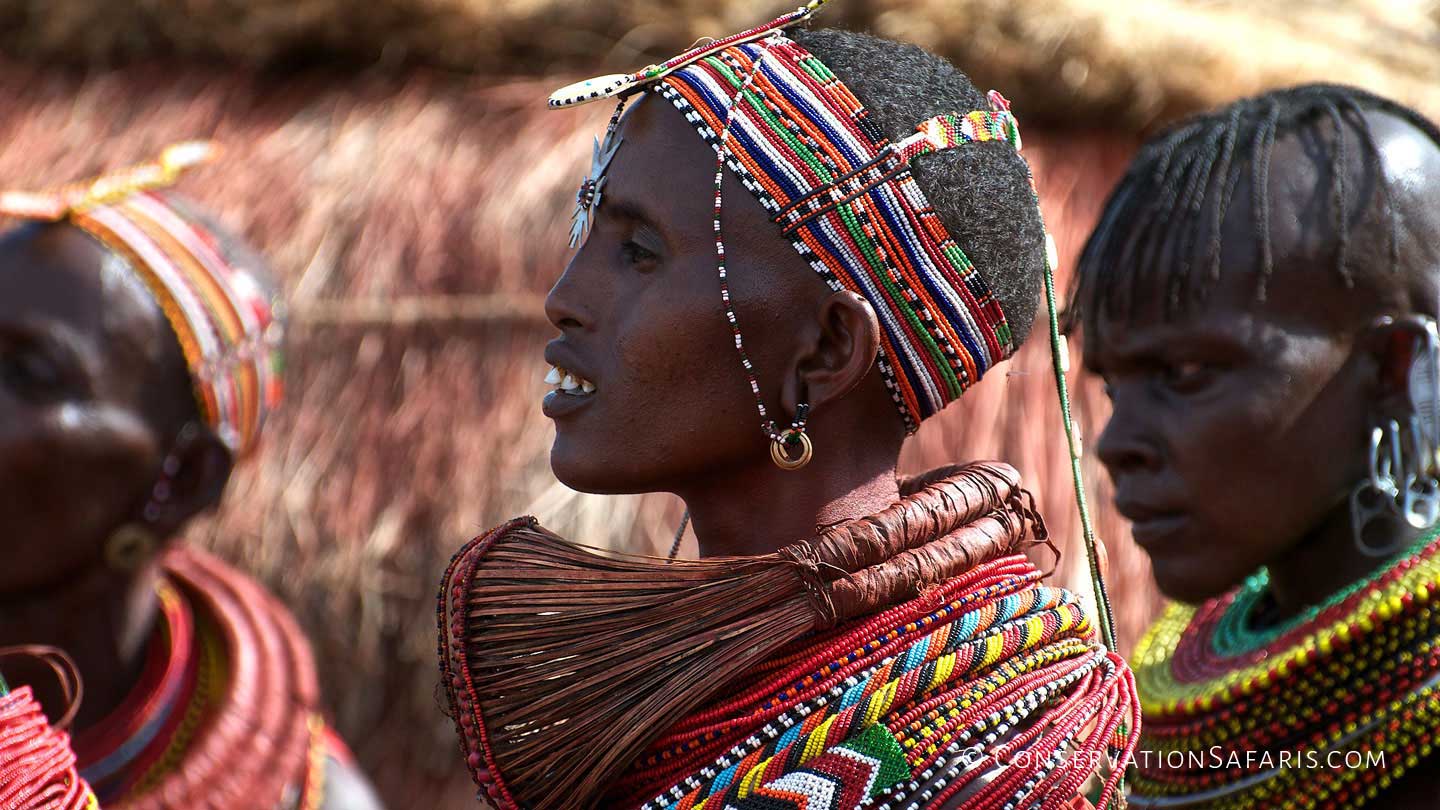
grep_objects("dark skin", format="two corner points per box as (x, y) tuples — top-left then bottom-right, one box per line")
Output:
(546, 93), (1049, 808)
(0, 224), (229, 724)
(544, 92), (905, 559)
(0, 222), (381, 810)
(1086, 111), (1440, 806)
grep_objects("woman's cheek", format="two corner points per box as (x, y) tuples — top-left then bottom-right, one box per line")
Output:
(0, 404), (155, 589)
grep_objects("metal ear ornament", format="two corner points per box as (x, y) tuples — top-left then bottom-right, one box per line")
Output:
(1406, 316), (1440, 466)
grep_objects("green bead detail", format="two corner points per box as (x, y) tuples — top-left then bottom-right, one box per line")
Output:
(1211, 526), (1440, 657)
(837, 724), (910, 797)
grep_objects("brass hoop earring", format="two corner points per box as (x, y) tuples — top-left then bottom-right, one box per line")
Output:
(769, 402), (812, 471)
(770, 429), (813, 470)
(105, 524), (159, 571)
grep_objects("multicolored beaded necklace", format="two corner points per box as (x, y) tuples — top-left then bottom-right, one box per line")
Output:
(1129, 527), (1440, 808)
(73, 583), (217, 802)
(71, 546), (331, 810)
(0, 649), (98, 810)
(608, 552), (1136, 810)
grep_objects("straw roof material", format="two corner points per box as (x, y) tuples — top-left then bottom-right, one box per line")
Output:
(0, 59), (1157, 805)
(1, 0), (1436, 128)
(8, 1), (1431, 804)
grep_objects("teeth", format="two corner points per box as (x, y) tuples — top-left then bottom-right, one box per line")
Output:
(547, 364), (596, 394)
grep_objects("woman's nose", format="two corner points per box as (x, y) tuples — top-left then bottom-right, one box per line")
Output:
(1096, 387), (1163, 475)
(544, 259), (593, 332)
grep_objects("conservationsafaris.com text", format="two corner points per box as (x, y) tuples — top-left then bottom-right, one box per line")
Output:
(961, 747), (1387, 772)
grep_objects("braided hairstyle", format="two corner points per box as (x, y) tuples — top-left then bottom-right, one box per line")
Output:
(1071, 83), (1440, 331)
(792, 28), (1047, 346)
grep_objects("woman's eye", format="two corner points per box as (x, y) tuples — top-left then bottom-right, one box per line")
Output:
(621, 240), (658, 267)
(1162, 361), (1216, 392)
(0, 346), (63, 396)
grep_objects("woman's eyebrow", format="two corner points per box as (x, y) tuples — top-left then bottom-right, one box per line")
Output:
(599, 196), (654, 225)
(0, 317), (96, 379)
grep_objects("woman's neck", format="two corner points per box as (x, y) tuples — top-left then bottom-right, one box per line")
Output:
(682, 444), (902, 558)
(1264, 500), (1419, 621)
(0, 562), (161, 729)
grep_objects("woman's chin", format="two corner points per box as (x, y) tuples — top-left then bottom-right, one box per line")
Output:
(1151, 557), (1242, 605)
(549, 440), (642, 495)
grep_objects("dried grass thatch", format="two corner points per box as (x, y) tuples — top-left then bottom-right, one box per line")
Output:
(1, 0), (1436, 128)
(6, 2), (1434, 806)
(0, 58), (1157, 805)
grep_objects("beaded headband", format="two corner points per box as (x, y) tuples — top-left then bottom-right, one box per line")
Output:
(555, 7), (1031, 434)
(0, 143), (284, 457)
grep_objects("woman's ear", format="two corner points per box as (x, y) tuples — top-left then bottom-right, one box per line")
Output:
(1359, 314), (1437, 415)
(781, 290), (881, 415)
(144, 424), (234, 537)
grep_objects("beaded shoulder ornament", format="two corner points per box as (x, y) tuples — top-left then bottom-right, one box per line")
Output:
(0, 648), (98, 810)
(0, 143), (284, 457)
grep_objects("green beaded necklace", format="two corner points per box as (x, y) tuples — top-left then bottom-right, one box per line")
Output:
(1211, 526), (1440, 656)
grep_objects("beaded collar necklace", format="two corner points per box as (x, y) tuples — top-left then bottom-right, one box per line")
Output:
(73, 583), (213, 802)
(1130, 526), (1440, 808)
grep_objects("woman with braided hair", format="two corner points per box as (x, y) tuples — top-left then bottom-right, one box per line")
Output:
(1072, 84), (1440, 808)
(437, 4), (1137, 809)
(0, 146), (382, 809)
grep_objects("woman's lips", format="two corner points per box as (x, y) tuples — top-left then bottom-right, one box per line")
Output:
(541, 387), (596, 418)
(1115, 495), (1191, 549)
(540, 361), (598, 418)
(1127, 512), (1190, 549)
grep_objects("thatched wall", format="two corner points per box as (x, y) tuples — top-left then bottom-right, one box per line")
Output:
(3, 1), (1435, 807)
(1, 0), (1435, 128)
(0, 59), (1151, 805)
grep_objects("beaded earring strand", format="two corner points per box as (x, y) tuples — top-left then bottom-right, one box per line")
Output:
(709, 33), (814, 471)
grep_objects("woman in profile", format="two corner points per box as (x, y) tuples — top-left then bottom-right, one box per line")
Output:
(438, 6), (1137, 809)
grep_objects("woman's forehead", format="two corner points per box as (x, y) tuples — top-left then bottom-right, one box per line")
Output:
(602, 92), (790, 250)
(0, 223), (166, 356)
(605, 94), (716, 205)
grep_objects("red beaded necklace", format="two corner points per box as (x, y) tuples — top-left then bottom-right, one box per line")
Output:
(71, 546), (330, 810)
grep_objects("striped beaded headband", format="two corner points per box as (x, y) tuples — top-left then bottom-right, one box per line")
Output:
(0, 143), (284, 457)
(554, 15), (1032, 433)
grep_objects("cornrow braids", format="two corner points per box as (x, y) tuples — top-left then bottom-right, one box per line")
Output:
(1070, 83), (1440, 332)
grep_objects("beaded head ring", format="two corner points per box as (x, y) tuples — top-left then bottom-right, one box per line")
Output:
(554, 0), (1045, 456)
(0, 143), (285, 457)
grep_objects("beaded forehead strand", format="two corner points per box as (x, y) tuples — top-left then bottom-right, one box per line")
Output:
(709, 33), (808, 457)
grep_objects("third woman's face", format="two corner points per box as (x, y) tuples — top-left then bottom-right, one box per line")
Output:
(0, 225), (176, 592)
(541, 93), (826, 495)
(1085, 281), (1369, 603)
(1082, 111), (1440, 604)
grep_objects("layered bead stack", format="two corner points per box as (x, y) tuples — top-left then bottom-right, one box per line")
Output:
(72, 548), (332, 810)
(613, 556), (1136, 810)
(0, 684), (97, 810)
(1130, 528), (1440, 808)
